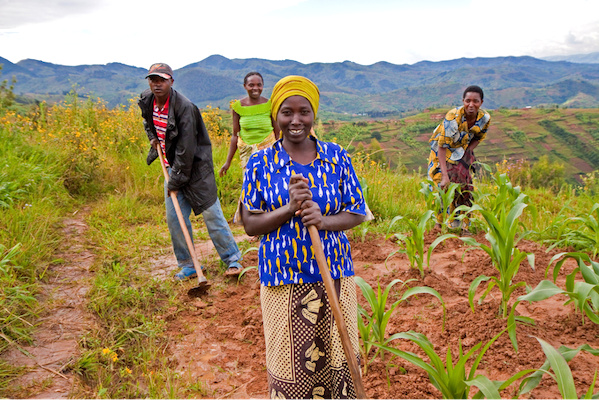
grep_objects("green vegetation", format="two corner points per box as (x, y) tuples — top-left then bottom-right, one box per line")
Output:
(519, 340), (599, 398)
(3, 79), (599, 397)
(521, 252), (599, 326)
(355, 276), (444, 372)
(418, 180), (460, 232)
(531, 339), (598, 398)
(433, 172), (537, 350)
(374, 329), (534, 399)
(547, 204), (599, 258)
(0, 244), (37, 355)
(0, 87), (233, 397)
(387, 210), (448, 277)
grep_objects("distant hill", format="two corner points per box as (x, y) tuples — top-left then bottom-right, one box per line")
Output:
(0, 57), (148, 107)
(543, 52), (599, 64)
(1, 54), (599, 113)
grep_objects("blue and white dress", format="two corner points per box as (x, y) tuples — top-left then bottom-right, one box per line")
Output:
(242, 136), (367, 287)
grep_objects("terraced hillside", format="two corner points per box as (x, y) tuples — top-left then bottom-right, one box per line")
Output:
(322, 107), (599, 183)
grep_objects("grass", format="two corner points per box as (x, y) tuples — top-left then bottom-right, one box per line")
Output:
(0, 95), (194, 397)
(75, 258), (180, 398)
(0, 106), (76, 386)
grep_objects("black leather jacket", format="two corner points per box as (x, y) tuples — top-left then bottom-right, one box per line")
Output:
(139, 87), (217, 214)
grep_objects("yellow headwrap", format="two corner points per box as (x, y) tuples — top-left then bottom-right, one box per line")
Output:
(270, 75), (320, 121)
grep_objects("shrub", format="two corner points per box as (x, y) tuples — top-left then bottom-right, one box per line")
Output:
(201, 105), (229, 144)
(495, 156), (565, 192)
(582, 170), (599, 196)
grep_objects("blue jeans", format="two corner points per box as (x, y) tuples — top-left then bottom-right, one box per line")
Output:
(164, 180), (241, 269)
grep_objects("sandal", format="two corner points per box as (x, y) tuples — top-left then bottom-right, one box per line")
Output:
(224, 262), (242, 276)
(174, 267), (198, 281)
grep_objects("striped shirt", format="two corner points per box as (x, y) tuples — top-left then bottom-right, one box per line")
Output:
(152, 96), (170, 166)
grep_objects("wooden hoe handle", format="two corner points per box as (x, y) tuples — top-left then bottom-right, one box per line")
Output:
(307, 225), (367, 399)
(156, 147), (208, 283)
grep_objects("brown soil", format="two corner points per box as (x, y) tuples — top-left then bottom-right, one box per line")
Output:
(166, 231), (599, 399)
(5, 216), (599, 399)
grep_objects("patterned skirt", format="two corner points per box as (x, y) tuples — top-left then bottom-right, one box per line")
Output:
(238, 131), (278, 169)
(260, 277), (360, 399)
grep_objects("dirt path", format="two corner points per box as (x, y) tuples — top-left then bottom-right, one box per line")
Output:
(4, 209), (98, 398)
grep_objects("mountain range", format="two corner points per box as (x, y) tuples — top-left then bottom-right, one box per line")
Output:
(1, 54), (599, 115)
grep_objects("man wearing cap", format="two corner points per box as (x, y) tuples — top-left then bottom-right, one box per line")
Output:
(138, 62), (243, 280)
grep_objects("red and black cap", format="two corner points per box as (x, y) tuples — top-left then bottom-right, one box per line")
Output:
(146, 63), (174, 79)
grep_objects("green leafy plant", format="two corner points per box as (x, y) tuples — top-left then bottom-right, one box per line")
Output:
(471, 170), (528, 218)
(462, 195), (534, 314)
(0, 243), (38, 352)
(521, 252), (599, 325)
(451, 190), (535, 317)
(350, 210), (373, 243)
(533, 202), (573, 245)
(237, 246), (259, 283)
(354, 276), (445, 372)
(419, 180), (440, 215)
(237, 265), (258, 281)
(419, 180), (460, 231)
(387, 210), (449, 277)
(356, 302), (375, 373)
(431, 174), (536, 350)
(459, 192), (535, 350)
(548, 204), (599, 258)
(374, 329), (534, 399)
(0, 174), (26, 209)
(519, 338), (599, 399)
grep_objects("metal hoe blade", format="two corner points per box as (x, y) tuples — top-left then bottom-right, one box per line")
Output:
(187, 282), (210, 297)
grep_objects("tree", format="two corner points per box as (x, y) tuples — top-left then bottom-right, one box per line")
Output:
(369, 138), (386, 164)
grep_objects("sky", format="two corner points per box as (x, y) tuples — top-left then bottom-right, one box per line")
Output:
(1, 0), (598, 70)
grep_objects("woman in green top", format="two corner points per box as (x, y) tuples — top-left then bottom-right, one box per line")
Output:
(219, 72), (280, 177)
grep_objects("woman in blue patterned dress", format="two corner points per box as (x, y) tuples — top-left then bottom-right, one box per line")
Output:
(240, 76), (367, 399)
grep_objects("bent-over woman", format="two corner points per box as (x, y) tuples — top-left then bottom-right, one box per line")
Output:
(240, 75), (367, 399)
(428, 85), (491, 234)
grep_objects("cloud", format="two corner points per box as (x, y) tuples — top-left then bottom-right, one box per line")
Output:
(0, 0), (103, 29)
(0, 0), (598, 69)
(531, 20), (599, 58)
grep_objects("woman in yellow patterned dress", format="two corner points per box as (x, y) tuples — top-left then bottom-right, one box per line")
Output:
(241, 76), (367, 399)
(428, 85), (491, 233)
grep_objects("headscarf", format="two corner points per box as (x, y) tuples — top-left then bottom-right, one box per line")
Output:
(270, 75), (320, 121)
